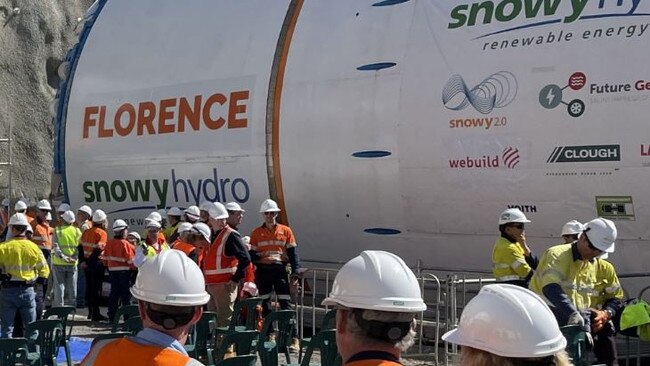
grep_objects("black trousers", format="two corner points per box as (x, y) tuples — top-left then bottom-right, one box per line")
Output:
(85, 266), (104, 317)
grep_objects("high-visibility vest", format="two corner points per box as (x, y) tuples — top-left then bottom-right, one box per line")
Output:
(31, 221), (53, 250)
(102, 239), (135, 271)
(590, 259), (624, 308)
(492, 236), (532, 282)
(249, 223), (296, 265)
(171, 240), (202, 265)
(145, 235), (169, 254)
(203, 226), (238, 284)
(162, 222), (179, 240)
(52, 225), (81, 266)
(82, 338), (199, 366)
(80, 227), (108, 259)
(0, 238), (50, 281)
(530, 243), (616, 311)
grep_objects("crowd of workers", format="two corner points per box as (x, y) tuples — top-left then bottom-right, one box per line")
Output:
(0, 196), (645, 366)
(0, 197), (303, 352)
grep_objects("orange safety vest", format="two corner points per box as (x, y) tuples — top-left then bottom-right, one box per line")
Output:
(83, 338), (193, 365)
(171, 240), (202, 264)
(102, 238), (135, 271)
(80, 227), (108, 258)
(203, 226), (238, 284)
(31, 220), (54, 250)
(249, 223), (296, 265)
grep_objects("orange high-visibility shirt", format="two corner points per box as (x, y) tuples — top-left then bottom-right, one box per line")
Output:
(102, 238), (135, 271)
(31, 221), (53, 250)
(80, 227), (108, 259)
(249, 223), (296, 265)
(81, 337), (195, 365)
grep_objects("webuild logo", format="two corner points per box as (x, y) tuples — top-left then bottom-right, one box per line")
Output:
(547, 145), (620, 163)
(449, 146), (520, 168)
(82, 168), (250, 209)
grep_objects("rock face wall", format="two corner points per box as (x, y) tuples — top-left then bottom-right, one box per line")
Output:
(0, 0), (93, 201)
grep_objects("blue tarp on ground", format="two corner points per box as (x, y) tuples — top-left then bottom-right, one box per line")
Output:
(57, 337), (93, 364)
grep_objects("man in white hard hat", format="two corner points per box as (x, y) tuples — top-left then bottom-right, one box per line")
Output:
(198, 201), (214, 224)
(323, 250), (426, 366)
(171, 223), (201, 264)
(163, 207), (183, 243)
(75, 205), (93, 309)
(203, 202), (251, 328)
(225, 202), (245, 231)
(56, 203), (71, 226)
(0, 213), (50, 338)
(52, 210), (82, 307)
(81, 250), (209, 365)
(530, 217), (623, 366)
(443, 284), (570, 366)
(561, 219), (583, 243)
(31, 199), (55, 319)
(250, 198), (303, 350)
(492, 208), (538, 287)
(103, 219), (136, 322)
(80, 210), (109, 321)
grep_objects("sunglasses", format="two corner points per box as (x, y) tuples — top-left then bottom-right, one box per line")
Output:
(263, 212), (276, 216)
(508, 223), (524, 229)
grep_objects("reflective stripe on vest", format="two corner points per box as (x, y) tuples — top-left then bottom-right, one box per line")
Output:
(203, 227), (238, 283)
(496, 275), (522, 282)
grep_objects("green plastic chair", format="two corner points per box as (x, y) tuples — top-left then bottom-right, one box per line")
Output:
(0, 338), (29, 366)
(25, 319), (64, 366)
(215, 330), (260, 362)
(287, 330), (337, 366)
(258, 310), (297, 366)
(111, 304), (140, 332)
(560, 325), (589, 366)
(299, 309), (336, 362)
(43, 306), (76, 366)
(185, 311), (218, 365)
(215, 354), (257, 366)
(216, 297), (263, 337)
(123, 316), (143, 335)
(92, 332), (131, 346)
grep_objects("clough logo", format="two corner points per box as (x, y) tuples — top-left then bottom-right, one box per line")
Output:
(547, 145), (620, 163)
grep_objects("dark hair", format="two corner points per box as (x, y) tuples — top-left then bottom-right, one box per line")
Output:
(145, 303), (196, 330)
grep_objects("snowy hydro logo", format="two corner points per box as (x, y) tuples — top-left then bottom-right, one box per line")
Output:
(442, 71), (518, 114)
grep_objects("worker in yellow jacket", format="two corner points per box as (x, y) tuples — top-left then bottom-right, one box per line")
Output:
(0, 213), (50, 338)
(492, 208), (538, 287)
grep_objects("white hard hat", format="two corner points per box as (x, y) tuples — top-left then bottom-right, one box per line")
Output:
(26, 224), (33, 234)
(157, 209), (168, 220)
(225, 202), (245, 212)
(46, 212), (53, 221)
(14, 201), (27, 211)
(61, 210), (76, 224)
(199, 201), (215, 212)
(1, 198), (9, 207)
(177, 222), (193, 234)
(146, 219), (162, 229)
(146, 211), (162, 223)
(208, 202), (229, 219)
(92, 209), (107, 223)
(322, 250), (426, 312)
(561, 220), (583, 236)
(191, 222), (211, 242)
(498, 208), (531, 225)
(184, 205), (201, 219)
(57, 203), (71, 213)
(584, 217), (617, 253)
(78, 205), (92, 217)
(127, 231), (142, 241)
(442, 284), (566, 358)
(36, 199), (52, 211)
(259, 199), (281, 213)
(8, 213), (30, 226)
(167, 207), (182, 217)
(130, 249), (210, 306)
(112, 219), (128, 232)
